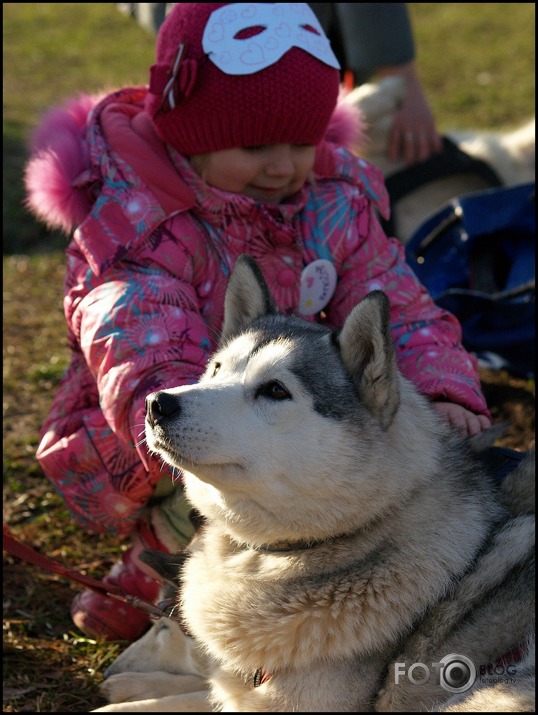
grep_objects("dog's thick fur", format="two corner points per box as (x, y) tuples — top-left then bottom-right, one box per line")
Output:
(93, 255), (534, 712)
(343, 77), (535, 243)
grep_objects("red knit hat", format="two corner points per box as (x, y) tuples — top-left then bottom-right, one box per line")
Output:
(145, 3), (341, 155)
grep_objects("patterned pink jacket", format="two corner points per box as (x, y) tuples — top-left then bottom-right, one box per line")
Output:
(25, 87), (489, 535)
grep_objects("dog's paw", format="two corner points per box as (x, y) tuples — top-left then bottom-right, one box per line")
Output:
(99, 672), (145, 703)
(92, 691), (213, 712)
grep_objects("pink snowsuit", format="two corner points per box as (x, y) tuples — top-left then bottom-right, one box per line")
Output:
(25, 87), (489, 536)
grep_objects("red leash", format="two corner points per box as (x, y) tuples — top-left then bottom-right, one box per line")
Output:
(6, 526), (526, 663)
(3, 523), (179, 622)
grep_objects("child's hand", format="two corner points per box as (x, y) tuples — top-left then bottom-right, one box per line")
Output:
(431, 402), (492, 437)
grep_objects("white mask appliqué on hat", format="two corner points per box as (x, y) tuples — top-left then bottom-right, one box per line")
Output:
(202, 3), (340, 76)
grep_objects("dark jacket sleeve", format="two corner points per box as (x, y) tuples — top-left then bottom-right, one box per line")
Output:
(310, 3), (415, 83)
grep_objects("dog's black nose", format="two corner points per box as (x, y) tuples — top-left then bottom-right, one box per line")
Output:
(146, 391), (181, 426)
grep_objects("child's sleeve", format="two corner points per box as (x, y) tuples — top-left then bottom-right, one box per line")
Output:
(71, 259), (211, 455)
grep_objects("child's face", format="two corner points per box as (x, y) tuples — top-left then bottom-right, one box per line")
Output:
(190, 144), (316, 204)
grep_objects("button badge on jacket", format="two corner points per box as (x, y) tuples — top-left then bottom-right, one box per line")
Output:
(299, 259), (337, 315)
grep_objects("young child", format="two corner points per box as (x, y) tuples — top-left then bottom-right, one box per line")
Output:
(25, 2), (491, 642)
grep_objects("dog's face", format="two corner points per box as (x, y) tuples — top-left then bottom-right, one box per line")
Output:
(145, 256), (434, 545)
(146, 317), (371, 541)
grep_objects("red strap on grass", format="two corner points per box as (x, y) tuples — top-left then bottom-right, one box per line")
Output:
(3, 523), (185, 622)
(3, 523), (123, 596)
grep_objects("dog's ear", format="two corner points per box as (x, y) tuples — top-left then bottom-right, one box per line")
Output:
(221, 254), (277, 344)
(338, 291), (400, 429)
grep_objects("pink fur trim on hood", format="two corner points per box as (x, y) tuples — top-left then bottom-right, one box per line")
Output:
(24, 88), (367, 234)
(325, 88), (367, 154)
(24, 93), (104, 233)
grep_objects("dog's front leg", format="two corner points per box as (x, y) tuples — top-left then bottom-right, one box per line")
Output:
(91, 690), (213, 712)
(92, 672), (211, 712)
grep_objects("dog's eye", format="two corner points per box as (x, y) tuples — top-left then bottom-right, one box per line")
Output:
(211, 362), (221, 377)
(256, 380), (291, 401)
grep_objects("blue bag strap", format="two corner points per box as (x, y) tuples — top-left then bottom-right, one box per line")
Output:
(456, 182), (535, 237)
(406, 182), (535, 274)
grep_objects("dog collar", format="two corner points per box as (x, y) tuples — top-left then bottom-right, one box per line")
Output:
(256, 537), (328, 552)
(247, 528), (362, 553)
(243, 509), (397, 553)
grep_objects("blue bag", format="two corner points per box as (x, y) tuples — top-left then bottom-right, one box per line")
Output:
(405, 182), (535, 378)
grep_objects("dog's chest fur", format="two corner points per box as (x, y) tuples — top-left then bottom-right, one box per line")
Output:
(180, 487), (497, 711)
(181, 530), (394, 709)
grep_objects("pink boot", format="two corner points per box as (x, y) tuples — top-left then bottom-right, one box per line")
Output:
(70, 521), (167, 641)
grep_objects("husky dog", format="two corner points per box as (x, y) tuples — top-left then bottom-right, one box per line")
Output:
(94, 255), (534, 712)
(343, 77), (535, 243)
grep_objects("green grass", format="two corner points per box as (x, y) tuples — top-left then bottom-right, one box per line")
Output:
(3, 3), (155, 254)
(2, 3), (535, 711)
(408, 3), (535, 129)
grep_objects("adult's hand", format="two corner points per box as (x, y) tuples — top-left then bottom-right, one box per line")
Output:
(381, 62), (443, 165)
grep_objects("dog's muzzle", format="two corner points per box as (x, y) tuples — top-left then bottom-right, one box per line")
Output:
(145, 391), (181, 427)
